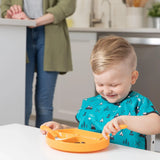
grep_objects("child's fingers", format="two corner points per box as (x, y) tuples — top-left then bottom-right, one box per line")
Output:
(103, 123), (120, 137)
(40, 129), (47, 135)
(102, 129), (109, 140)
(109, 124), (118, 133)
(102, 127), (116, 139)
(42, 121), (63, 130)
(43, 121), (55, 129)
(113, 122), (121, 131)
(40, 122), (56, 135)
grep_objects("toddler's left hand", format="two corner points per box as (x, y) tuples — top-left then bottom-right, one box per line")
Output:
(102, 116), (125, 139)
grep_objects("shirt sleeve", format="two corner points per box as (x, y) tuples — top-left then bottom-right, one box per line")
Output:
(137, 96), (159, 116)
(46, 0), (76, 24)
(1, 0), (11, 18)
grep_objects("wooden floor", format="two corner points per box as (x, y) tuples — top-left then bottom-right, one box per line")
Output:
(29, 115), (78, 128)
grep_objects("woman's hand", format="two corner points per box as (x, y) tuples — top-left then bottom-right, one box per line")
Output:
(5, 5), (22, 18)
(12, 12), (29, 20)
(5, 9), (13, 18)
(40, 121), (64, 135)
(5, 5), (29, 20)
(9, 5), (22, 15)
(102, 116), (126, 139)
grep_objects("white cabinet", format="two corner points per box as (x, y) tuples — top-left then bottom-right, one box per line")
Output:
(53, 32), (97, 122)
(0, 18), (35, 125)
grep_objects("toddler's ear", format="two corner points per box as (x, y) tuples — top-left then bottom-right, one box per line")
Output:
(131, 70), (139, 85)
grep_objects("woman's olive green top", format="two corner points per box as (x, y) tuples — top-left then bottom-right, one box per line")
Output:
(1, 0), (76, 73)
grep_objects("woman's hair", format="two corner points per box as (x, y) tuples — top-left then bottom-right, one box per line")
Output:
(90, 35), (137, 74)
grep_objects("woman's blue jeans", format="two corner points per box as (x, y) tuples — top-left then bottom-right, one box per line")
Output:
(25, 26), (58, 128)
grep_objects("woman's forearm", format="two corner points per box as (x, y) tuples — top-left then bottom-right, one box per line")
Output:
(35, 13), (54, 27)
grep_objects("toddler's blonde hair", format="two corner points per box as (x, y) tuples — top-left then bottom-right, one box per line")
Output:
(90, 35), (137, 74)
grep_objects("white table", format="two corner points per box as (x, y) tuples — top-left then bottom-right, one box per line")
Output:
(0, 124), (159, 160)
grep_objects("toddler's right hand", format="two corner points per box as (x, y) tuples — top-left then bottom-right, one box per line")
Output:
(40, 121), (63, 135)
(102, 116), (126, 139)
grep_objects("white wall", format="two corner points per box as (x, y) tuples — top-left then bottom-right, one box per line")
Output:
(94, 0), (154, 28)
(70, 0), (155, 28)
(0, 0), (1, 17)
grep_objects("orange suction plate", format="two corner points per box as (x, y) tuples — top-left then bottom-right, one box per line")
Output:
(45, 128), (109, 153)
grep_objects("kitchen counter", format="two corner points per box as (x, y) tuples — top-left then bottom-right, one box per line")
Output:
(0, 18), (36, 26)
(0, 123), (159, 160)
(69, 27), (160, 34)
(69, 27), (160, 46)
(0, 18), (35, 125)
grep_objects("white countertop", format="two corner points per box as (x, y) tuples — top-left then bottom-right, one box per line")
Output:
(0, 18), (158, 33)
(0, 124), (159, 160)
(0, 18), (36, 26)
(69, 27), (160, 34)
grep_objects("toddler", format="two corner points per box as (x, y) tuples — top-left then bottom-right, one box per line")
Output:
(41, 36), (160, 149)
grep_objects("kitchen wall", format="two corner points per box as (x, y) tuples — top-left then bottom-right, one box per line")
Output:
(0, 0), (156, 28)
(95, 0), (151, 28)
(71, 0), (155, 28)
(0, 0), (1, 17)
(94, 0), (126, 28)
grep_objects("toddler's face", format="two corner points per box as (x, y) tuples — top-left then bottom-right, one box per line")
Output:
(93, 62), (138, 103)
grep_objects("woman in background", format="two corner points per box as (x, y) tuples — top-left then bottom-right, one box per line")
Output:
(1, 0), (76, 127)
